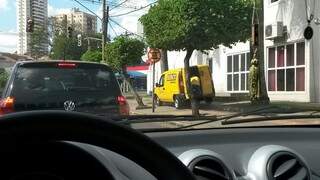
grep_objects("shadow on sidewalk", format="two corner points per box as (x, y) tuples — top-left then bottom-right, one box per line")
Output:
(204, 100), (320, 114)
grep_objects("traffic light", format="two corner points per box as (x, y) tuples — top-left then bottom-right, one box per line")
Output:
(26, 18), (34, 33)
(67, 27), (73, 38)
(77, 34), (82, 47)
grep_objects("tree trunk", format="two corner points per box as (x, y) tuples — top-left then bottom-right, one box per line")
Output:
(160, 49), (168, 72)
(122, 68), (146, 108)
(257, 0), (270, 104)
(184, 49), (199, 117)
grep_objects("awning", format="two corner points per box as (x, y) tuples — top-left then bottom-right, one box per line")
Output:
(115, 71), (147, 78)
(127, 71), (146, 78)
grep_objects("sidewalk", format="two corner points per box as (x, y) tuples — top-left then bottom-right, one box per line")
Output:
(126, 93), (320, 116)
(125, 93), (320, 128)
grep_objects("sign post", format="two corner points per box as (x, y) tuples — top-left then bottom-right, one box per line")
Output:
(152, 63), (156, 112)
(148, 48), (161, 113)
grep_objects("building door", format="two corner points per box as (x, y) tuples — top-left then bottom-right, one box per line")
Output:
(157, 74), (166, 101)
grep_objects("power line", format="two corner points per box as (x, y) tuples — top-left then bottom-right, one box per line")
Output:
(110, 1), (157, 17)
(72, 0), (102, 20)
(78, 0), (102, 5)
(78, 0), (117, 6)
(109, 18), (143, 38)
(110, 0), (129, 11)
(109, 22), (118, 36)
(77, 0), (138, 9)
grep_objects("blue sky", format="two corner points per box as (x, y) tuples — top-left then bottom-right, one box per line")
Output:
(0, 0), (150, 52)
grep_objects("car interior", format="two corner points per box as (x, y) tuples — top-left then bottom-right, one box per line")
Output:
(0, 110), (317, 180)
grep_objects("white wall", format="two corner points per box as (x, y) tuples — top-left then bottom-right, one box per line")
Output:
(264, 0), (317, 102)
(146, 43), (250, 95)
(218, 42), (250, 94)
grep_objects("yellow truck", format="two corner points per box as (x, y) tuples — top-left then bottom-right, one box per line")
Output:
(154, 65), (215, 109)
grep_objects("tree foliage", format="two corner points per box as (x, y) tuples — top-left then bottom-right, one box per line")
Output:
(50, 33), (86, 60)
(81, 50), (102, 63)
(105, 36), (146, 72)
(30, 27), (48, 59)
(0, 68), (9, 91)
(49, 20), (87, 60)
(140, 0), (253, 116)
(140, 0), (253, 51)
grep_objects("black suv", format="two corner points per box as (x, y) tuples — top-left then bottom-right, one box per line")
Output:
(0, 61), (129, 116)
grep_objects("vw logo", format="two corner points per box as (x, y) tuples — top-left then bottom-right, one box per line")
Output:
(64, 100), (76, 111)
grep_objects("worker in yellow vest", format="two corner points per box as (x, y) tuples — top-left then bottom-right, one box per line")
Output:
(191, 76), (201, 99)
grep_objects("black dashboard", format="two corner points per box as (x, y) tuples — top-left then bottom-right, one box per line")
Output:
(80, 127), (320, 180)
(8, 127), (320, 180)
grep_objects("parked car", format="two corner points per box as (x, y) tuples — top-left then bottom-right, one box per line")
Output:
(154, 65), (215, 109)
(0, 61), (129, 116)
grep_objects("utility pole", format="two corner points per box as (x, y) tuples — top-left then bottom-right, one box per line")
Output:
(102, 0), (109, 62)
(249, 0), (269, 104)
(63, 15), (68, 60)
(257, 0), (269, 104)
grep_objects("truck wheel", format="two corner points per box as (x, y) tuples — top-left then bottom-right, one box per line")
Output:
(155, 95), (162, 106)
(205, 97), (213, 105)
(174, 96), (184, 109)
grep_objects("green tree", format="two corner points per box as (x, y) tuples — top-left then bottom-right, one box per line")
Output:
(105, 36), (145, 71)
(50, 20), (87, 60)
(105, 36), (146, 108)
(140, 0), (253, 116)
(81, 50), (102, 62)
(0, 68), (9, 93)
(30, 27), (48, 59)
(50, 33), (86, 60)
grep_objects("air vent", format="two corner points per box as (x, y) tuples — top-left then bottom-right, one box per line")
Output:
(267, 152), (310, 180)
(188, 156), (232, 180)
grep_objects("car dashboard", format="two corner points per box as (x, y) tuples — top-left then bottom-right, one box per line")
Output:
(42, 127), (320, 180)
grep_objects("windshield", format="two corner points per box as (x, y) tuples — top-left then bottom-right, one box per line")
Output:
(0, 0), (319, 131)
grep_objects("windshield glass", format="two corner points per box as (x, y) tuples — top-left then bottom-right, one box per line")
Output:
(12, 66), (116, 94)
(0, 0), (319, 130)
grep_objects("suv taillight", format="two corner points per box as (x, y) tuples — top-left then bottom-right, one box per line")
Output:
(57, 63), (77, 68)
(117, 96), (130, 115)
(0, 97), (14, 115)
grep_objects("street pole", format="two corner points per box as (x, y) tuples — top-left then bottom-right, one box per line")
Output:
(102, 0), (109, 63)
(257, 0), (269, 103)
(102, 0), (106, 62)
(152, 62), (156, 112)
(87, 38), (91, 51)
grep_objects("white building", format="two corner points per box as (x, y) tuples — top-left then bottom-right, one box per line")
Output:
(145, 43), (251, 95)
(17, 0), (48, 55)
(263, 0), (318, 102)
(146, 0), (320, 103)
(52, 8), (97, 35)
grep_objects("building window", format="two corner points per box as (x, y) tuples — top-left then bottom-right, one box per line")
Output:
(226, 52), (250, 92)
(267, 42), (305, 92)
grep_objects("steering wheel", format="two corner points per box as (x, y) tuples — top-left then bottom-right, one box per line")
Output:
(0, 111), (195, 180)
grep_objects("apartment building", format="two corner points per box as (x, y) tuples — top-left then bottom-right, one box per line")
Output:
(52, 8), (97, 35)
(17, 0), (48, 55)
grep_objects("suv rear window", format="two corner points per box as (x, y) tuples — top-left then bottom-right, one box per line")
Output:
(10, 63), (120, 104)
